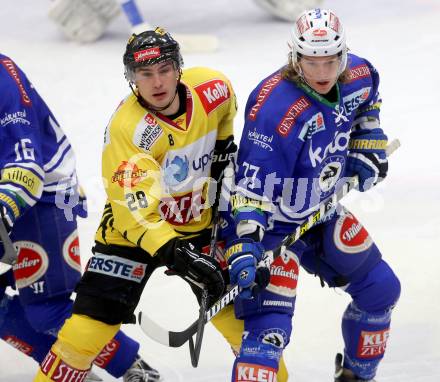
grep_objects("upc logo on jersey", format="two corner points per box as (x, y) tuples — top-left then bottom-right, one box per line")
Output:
(94, 338), (120, 368)
(4, 335), (33, 355)
(248, 73), (282, 121)
(347, 64), (371, 83)
(134, 47), (161, 62)
(333, 211), (373, 254)
(277, 96), (311, 137)
(195, 79), (229, 115)
(266, 250), (299, 298)
(12, 241), (49, 289)
(299, 112), (325, 141)
(357, 329), (390, 358)
(112, 161), (148, 188)
(236, 362), (277, 382)
(87, 253), (147, 283)
(342, 87), (371, 116)
(0, 59), (32, 105)
(163, 155), (190, 186)
(133, 113), (163, 151)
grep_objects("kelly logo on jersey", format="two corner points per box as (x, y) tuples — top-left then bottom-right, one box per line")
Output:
(195, 79), (229, 115)
(87, 253), (147, 283)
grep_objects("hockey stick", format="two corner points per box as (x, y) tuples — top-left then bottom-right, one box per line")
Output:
(0, 218), (17, 266)
(188, 207), (221, 367)
(120, 0), (219, 53)
(139, 139), (401, 348)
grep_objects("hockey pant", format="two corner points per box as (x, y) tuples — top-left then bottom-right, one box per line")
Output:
(0, 202), (139, 378)
(228, 207), (400, 381)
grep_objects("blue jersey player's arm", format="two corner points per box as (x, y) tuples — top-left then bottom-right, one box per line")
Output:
(232, 89), (302, 234)
(350, 58), (386, 141)
(0, 57), (45, 224)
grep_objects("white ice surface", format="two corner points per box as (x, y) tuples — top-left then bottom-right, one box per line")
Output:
(0, 0), (439, 380)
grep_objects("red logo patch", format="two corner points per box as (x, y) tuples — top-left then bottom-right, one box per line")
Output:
(266, 250), (299, 297)
(0, 59), (32, 105)
(236, 362), (277, 382)
(357, 329), (390, 359)
(63, 230), (81, 272)
(94, 338), (120, 368)
(134, 47), (161, 62)
(276, 96), (311, 137)
(3, 335), (33, 355)
(348, 64), (371, 83)
(313, 29), (328, 37)
(12, 241), (49, 288)
(248, 73), (282, 121)
(333, 212), (373, 254)
(159, 189), (204, 225)
(194, 79), (229, 115)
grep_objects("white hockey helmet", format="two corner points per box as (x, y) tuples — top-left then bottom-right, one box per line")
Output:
(291, 8), (347, 74)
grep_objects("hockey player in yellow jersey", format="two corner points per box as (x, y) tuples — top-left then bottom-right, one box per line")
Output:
(33, 27), (290, 382)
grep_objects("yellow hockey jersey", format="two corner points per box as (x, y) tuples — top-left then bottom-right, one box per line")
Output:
(95, 67), (237, 256)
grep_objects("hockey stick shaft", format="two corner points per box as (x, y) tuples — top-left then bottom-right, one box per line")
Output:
(0, 218), (17, 266)
(188, 208), (221, 367)
(139, 139), (401, 348)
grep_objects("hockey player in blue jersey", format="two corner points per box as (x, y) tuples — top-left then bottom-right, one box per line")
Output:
(0, 54), (161, 381)
(223, 9), (400, 382)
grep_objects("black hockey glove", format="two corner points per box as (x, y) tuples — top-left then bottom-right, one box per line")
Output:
(211, 136), (237, 184)
(158, 238), (225, 302)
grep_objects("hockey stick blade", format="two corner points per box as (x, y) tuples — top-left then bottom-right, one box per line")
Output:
(139, 139), (401, 348)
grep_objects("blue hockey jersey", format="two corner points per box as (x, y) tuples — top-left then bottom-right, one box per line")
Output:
(0, 54), (85, 222)
(233, 53), (383, 234)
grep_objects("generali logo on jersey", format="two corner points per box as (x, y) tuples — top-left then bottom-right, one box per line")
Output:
(357, 329), (390, 358)
(277, 96), (311, 137)
(134, 47), (161, 62)
(194, 79), (229, 115)
(12, 241), (49, 289)
(235, 362), (277, 382)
